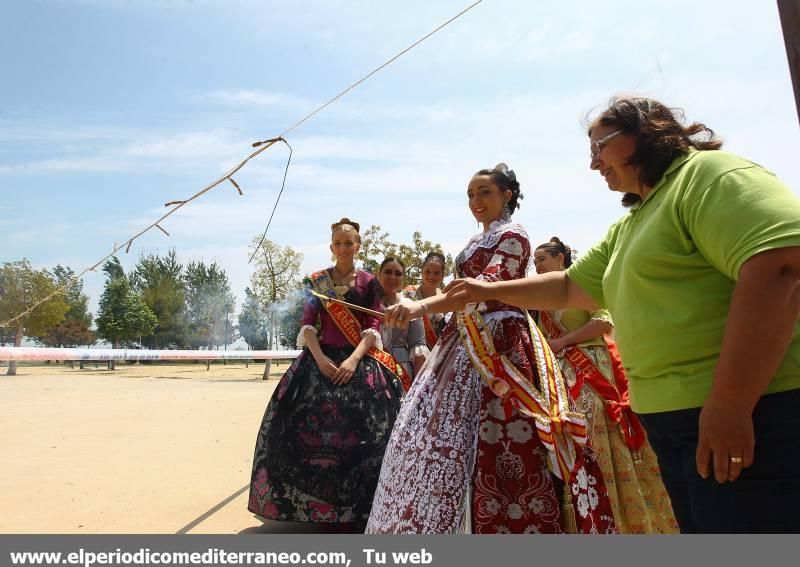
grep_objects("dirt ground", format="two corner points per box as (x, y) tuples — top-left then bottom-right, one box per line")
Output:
(0, 361), (324, 534)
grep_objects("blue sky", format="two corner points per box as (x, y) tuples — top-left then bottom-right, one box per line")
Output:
(2, 0), (799, 322)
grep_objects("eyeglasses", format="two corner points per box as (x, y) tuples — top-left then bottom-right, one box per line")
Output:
(590, 129), (623, 160)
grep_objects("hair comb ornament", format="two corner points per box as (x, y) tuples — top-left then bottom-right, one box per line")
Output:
(494, 162), (516, 181)
(331, 217), (361, 233)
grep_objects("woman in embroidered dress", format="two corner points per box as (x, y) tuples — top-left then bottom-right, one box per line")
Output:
(366, 165), (616, 534)
(248, 218), (404, 533)
(404, 252), (448, 349)
(378, 257), (430, 379)
(534, 237), (677, 533)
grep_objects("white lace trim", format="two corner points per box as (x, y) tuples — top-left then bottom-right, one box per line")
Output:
(366, 336), (482, 533)
(456, 220), (529, 275)
(296, 324), (317, 348)
(589, 315), (614, 326)
(361, 328), (383, 351)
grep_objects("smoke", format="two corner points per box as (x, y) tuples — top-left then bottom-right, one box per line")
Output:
(266, 287), (312, 319)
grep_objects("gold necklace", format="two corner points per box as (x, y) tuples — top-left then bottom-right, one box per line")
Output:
(332, 265), (355, 296)
(333, 265), (355, 280)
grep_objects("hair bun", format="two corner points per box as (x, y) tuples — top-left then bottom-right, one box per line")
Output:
(550, 236), (572, 254)
(331, 217), (360, 233)
(494, 162), (517, 182)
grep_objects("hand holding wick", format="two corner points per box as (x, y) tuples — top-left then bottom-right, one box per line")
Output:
(443, 278), (492, 309)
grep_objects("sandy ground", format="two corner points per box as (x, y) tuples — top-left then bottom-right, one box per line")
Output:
(0, 361), (324, 534)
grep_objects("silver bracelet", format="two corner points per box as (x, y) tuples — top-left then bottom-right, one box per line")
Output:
(419, 301), (429, 313)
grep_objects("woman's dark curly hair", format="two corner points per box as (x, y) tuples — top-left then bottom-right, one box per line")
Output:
(473, 162), (524, 214)
(421, 251), (447, 275)
(379, 256), (405, 272)
(588, 96), (723, 207)
(536, 237), (573, 268)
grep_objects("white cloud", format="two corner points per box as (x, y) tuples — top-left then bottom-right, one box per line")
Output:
(199, 90), (317, 111)
(0, 129), (253, 175)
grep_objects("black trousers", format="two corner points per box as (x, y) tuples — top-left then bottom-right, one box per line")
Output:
(639, 389), (800, 533)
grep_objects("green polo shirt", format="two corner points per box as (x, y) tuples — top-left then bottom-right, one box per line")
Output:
(567, 149), (800, 414)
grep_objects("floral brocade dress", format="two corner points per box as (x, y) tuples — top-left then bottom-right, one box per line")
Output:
(542, 308), (678, 533)
(248, 270), (404, 525)
(366, 220), (617, 534)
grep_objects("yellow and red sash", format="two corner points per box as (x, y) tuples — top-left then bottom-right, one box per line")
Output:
(457, 310), (587, 481)
(421, 315), (438, 350)
(539, 311), (645, 451)
(311, 270), (411, 391)
(404, 285), (439, 349)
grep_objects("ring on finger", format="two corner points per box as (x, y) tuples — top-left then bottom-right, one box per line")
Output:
(729, 456), (743, 464)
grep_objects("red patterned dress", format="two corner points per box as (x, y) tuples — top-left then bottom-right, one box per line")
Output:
(366, 220), (616, 533)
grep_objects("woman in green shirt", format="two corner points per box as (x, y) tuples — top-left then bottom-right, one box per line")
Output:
(533, 237), (676, 533)
(393, 97), (800, 533)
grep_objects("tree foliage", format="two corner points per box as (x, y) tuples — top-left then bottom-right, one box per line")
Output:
(184, 260), (236, 349)
(0, 259), (69, 375)
(249, 239), (304, 376)
(36, 265), (96, 347)
(358, 225), (393, 275)
(130, 250), (190, 349)
(52, 265), (92, 327)
(357, 225), (453, 286)
(95, 267), (157, 348)
(37, 319), (96, 348)
(102, 256), (125, 281)
(250, 239), (304, 306)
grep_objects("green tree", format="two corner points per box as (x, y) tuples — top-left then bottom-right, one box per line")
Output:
(250, 239), (303, 378)
(0, 259), (69, 375)
(358, 225), (394, 274)
(184, 260), (236, 349)
(238, 287), (270, 350)
(102, 256), (125, 280)
(95, 271), (157, 349)
(38, 320), (96, 348)
(357, 225), (453, 286)
(36, 265), (96, 347)
(389, 231), (454, 287)
(130, 250), (190, 349)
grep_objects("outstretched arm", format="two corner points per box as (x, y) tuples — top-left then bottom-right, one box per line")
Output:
(385, 230), (537, 328)
(444, 272), (599, 312)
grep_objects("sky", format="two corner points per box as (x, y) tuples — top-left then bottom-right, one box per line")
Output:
(2, 0), (799, 329)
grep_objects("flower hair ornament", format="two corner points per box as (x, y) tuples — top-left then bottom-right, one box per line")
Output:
(494, 162), (516, 182)
(494, 162), (524, 213)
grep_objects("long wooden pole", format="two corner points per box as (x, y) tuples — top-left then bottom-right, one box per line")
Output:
(779, 0), (800, 125)
(309, 290), (385, 318)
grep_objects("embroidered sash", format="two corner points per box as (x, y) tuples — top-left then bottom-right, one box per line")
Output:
(457, 310), (587, 481)
(421, 315), (438, 350)
(310, 270), (412, 391)
(404, 285), (439, 349)
(539, 311), (645, 451)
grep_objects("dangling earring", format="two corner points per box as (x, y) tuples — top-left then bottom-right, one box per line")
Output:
(501, 202), (512, 221)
